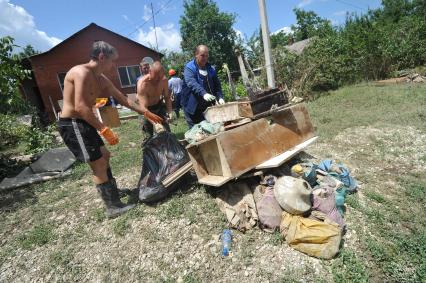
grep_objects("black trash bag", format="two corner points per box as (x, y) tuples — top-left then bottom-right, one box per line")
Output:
(137, 131), (190, 203)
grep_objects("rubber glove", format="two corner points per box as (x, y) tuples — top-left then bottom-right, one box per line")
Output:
(144, 110), (164, 124)
(100, 127), (119, 145)
(95, 98), (108, 108)
(218, 98), (225, 105)
(203, 93), (216, 102)
(166, 112), (175, 122)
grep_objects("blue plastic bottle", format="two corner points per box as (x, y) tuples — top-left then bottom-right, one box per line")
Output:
(222, 229), (232, 256)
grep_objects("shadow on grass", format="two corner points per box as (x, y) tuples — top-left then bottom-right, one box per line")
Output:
(0, 185), (38, 214)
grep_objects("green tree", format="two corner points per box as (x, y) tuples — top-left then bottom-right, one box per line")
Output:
(179, 0), (238, 70)
(0, 36), (31, 114)
(16, 44), (40, 60)
(161, 50), (191, 77)
(270, 30), (292, 49)
(291, 8), (333, 41)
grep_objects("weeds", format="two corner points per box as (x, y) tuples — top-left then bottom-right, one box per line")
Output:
(17, 223), (56, 250)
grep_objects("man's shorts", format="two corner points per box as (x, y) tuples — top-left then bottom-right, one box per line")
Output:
(57, 118), (104, 163)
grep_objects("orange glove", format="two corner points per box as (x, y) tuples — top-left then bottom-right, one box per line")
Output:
(144, 110), (164, 124)
(100, 127), (119, 145)
(95, 98), (108, 108)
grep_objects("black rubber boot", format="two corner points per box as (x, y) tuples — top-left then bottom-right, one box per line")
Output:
(96, 180), (135, 218)
(110, 178), (131, 198)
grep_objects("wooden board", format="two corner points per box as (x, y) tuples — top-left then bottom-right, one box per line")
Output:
(255, 136), (318, 169)
(99, 106), (121, 128)
(204, 102), (242, 123)
(162, 162), (193, 187)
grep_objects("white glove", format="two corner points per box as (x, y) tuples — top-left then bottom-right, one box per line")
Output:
(166, 112), (175, 122)
(218, 98), (225, 105)
(203, 93), (216, 102)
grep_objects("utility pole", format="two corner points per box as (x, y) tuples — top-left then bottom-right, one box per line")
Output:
(151, 2), (159, 51)
(258, 0), (275, 88)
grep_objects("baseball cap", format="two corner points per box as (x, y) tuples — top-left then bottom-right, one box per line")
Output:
(140, 56), (154, 65)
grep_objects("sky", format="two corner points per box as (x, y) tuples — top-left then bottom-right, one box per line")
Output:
(0, 0), (382, 53)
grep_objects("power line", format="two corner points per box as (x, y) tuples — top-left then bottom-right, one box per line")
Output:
(151, 2), (159, 51)
(335, 0), (366, 11)
(126, 0), (175, 37)
(116, 0), (175, 35)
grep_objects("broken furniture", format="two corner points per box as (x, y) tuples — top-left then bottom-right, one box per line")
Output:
(204, 88), (289, 124)
(187, 103), (316, 186)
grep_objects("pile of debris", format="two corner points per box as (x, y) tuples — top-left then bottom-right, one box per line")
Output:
(377, 72), (426, 84)
(214, 158), (358, 259)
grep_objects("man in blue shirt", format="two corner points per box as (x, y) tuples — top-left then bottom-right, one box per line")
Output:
(181, 45), (225, 128)
(168, 69), (183, 118)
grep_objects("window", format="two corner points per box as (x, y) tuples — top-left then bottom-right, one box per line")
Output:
(57, 72), (67, 91)
(117, 65), (141, 87)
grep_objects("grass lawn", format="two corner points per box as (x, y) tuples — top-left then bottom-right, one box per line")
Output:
(0, 82), (425, 282)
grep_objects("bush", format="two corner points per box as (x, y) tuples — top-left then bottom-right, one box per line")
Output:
(0, 114), (29, 150)
(221, 79), (248, 102)
(24, 123), (57, 154)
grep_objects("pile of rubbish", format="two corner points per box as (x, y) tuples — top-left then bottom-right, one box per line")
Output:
(215, 158), (358, 259)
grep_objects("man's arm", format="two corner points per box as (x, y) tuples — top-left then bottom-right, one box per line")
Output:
(163, 79), (173, 114)
(183, 66), (207, 97)
(74, 71), (104, 131)
(136, 79), (149, 113)
(102, 75), (145, 115)
(137, 78), (163, 124)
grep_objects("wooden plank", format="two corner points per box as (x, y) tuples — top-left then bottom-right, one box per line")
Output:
(204, 102), (242, 123)
(224, 118), (252, 130)
(255, 136), (318, 169)
(162, 162), (192, 187)
(198, 175), (233, 187)
(199, 139), (223, 176)
(251, 104), (291, 120)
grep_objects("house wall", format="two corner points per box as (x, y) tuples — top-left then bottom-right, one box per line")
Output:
(29, 25), (161, 120)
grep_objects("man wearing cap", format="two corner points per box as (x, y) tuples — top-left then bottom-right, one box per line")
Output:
(181, 45), (225, 128)
(168, 69), (183, 118)
(137, 61), (174, 142)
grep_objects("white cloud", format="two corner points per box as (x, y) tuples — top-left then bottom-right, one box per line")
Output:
(143, 4), (151, 21)
(234, 28), (245, 41)
(297, 0), (328, 8)
(135, 24), (181, 52)
(297, 0), (313, 8)
(0, 0), (61, 52)
(122, 14), (129, 22)
(333, 10), (347, 16)
(272, 26), (293, 35)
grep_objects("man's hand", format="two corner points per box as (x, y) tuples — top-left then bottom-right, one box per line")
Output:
(203, 93), (216, 101)
(218, 98), (225, 105)
(145, 110), (164, 124)
(100, 127), (119, 145)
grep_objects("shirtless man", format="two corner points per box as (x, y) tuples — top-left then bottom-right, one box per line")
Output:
(137, 61), (174, 142)
(58, 41), (146, 218)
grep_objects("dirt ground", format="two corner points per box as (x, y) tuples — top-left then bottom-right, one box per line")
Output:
(1, 120), (424, 282)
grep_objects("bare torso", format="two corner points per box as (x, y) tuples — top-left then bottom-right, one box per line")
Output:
(60, 64), (106, 118)
(137, 74), (168, 107)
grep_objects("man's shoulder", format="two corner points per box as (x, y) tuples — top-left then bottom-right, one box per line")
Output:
(185, 58), (196, 69)
(68, 64), (90, 79)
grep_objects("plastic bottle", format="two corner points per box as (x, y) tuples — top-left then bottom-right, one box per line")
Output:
(221, 229), (232, 256)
